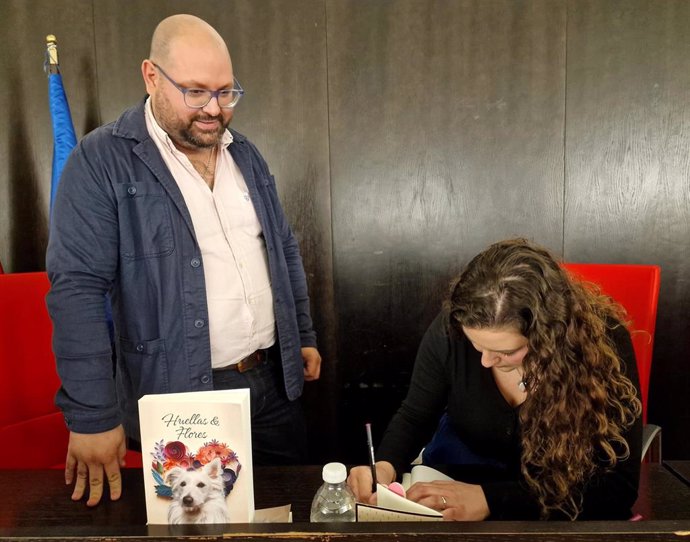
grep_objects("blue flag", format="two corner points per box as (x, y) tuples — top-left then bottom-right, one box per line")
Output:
(48, 72), (77, 211)
(47, 68), (113, 336)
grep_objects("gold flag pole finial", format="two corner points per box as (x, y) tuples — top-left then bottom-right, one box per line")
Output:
(46, 35), (59, 74)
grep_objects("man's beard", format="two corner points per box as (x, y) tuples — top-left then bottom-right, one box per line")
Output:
(179, 113), (229, 148)
(153, 93), (231, 150)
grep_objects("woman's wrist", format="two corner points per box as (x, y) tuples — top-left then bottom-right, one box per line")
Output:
(376, 460), (397, 484)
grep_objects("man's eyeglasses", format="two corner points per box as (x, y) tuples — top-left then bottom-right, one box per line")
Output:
(152, 62), (244, 109)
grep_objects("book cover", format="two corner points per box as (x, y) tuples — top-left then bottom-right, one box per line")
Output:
(138, 389), (254, 525)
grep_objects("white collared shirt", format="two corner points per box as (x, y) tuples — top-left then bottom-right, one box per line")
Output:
(144, 98), (275, 368)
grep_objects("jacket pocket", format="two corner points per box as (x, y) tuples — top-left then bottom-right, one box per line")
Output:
(118, 336), (169, 396)
(116, 183), (174, 259)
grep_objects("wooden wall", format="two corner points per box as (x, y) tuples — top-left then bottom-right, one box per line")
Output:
(564, 0), (690, 460)
(1, 0), (688, 462)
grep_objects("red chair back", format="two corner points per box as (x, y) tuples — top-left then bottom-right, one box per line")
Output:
(562, 263), (660, 424)
(0, 272), (68, 468)
(0, 272), (143, 469)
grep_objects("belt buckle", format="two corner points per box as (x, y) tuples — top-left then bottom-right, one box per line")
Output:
(236, 357), (250, 373)
(237, 350), (263, 373)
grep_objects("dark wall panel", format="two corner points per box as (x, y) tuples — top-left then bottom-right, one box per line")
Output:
(0, 0), (97, 272)
(2, 0), (690, 464)
(326, 0), (566, 459)
(565, 0), (690, 458)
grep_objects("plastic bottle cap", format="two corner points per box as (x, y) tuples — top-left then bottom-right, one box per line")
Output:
(322, 462), (347, 484)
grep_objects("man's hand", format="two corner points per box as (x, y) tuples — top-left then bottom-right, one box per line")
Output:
(65, 425), (127, 507)
(302, 346), (322, 381)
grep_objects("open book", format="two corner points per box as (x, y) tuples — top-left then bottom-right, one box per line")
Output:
(355, 465), (453, 521)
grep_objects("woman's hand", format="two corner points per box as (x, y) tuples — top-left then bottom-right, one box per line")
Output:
(405, 480), (490, 521)
(347, 461), (396, 504)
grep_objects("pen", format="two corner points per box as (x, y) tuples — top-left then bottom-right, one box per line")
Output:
(365, 422), (378, 494)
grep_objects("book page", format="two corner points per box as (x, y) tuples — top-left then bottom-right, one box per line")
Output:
(407, 465), (454, 487)
(356, 467), (456, 522)
(375, 483), (442, 517)
(254, 504), (292, 523)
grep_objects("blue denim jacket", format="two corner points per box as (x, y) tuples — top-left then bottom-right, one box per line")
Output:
(46, 100), (317, 438)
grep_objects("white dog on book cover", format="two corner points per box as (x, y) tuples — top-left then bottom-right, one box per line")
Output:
(165, 457), (230, 524)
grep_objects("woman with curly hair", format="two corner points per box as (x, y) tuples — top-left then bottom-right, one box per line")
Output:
(348, 238), (642, 520)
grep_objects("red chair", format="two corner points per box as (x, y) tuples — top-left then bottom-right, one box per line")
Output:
(562, 263), (661, 462)
(0, 271), (142, 469)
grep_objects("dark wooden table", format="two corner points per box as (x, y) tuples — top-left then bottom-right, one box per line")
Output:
(664, 460), (690, 487)
(1, 464), (690, 541)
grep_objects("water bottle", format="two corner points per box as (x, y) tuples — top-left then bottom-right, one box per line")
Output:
(310, 462), (356, 522)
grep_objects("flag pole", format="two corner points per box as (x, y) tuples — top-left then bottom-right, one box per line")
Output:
(46, 35), (60, 75)
(45, 34), (77, 213)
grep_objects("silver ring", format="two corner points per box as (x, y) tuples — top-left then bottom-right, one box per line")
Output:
(441, 495), (447, 508)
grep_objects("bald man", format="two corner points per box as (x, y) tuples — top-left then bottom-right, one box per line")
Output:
(47, 14), (321, 506)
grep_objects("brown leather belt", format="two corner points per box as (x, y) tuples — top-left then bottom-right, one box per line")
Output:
(214, 350), (267, 373)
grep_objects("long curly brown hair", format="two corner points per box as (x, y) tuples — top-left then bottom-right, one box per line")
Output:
(446, 238), (642, 519)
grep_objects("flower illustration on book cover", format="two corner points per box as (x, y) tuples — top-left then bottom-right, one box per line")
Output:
(151, 439), (241, 499)
(150, 439), (242, 524)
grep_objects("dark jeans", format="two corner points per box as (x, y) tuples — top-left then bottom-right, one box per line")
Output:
(211, 352), (307, 466)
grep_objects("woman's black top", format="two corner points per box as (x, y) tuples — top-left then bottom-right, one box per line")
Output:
(376, 312), (643, 520)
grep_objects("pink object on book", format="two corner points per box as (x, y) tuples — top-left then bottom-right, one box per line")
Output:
(387, 482), (406, 498)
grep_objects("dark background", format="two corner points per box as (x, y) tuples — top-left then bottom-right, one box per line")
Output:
(1, 0), (688, 463)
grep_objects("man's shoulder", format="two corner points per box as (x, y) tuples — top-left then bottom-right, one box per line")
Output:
(228, 127), (254, 151)
(227, 128), (270, 168)
(79, 101), (146, 151)
(111, 100), (148, 141)
(228, 127), (247, 142)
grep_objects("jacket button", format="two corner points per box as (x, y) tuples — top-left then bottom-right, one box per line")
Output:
(136, 343), (144, 352)
(127, 186), (137, 196)
(191, 258), (201, 268)
(201, 375), (210, 384)
(194, 319), (205, 328)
